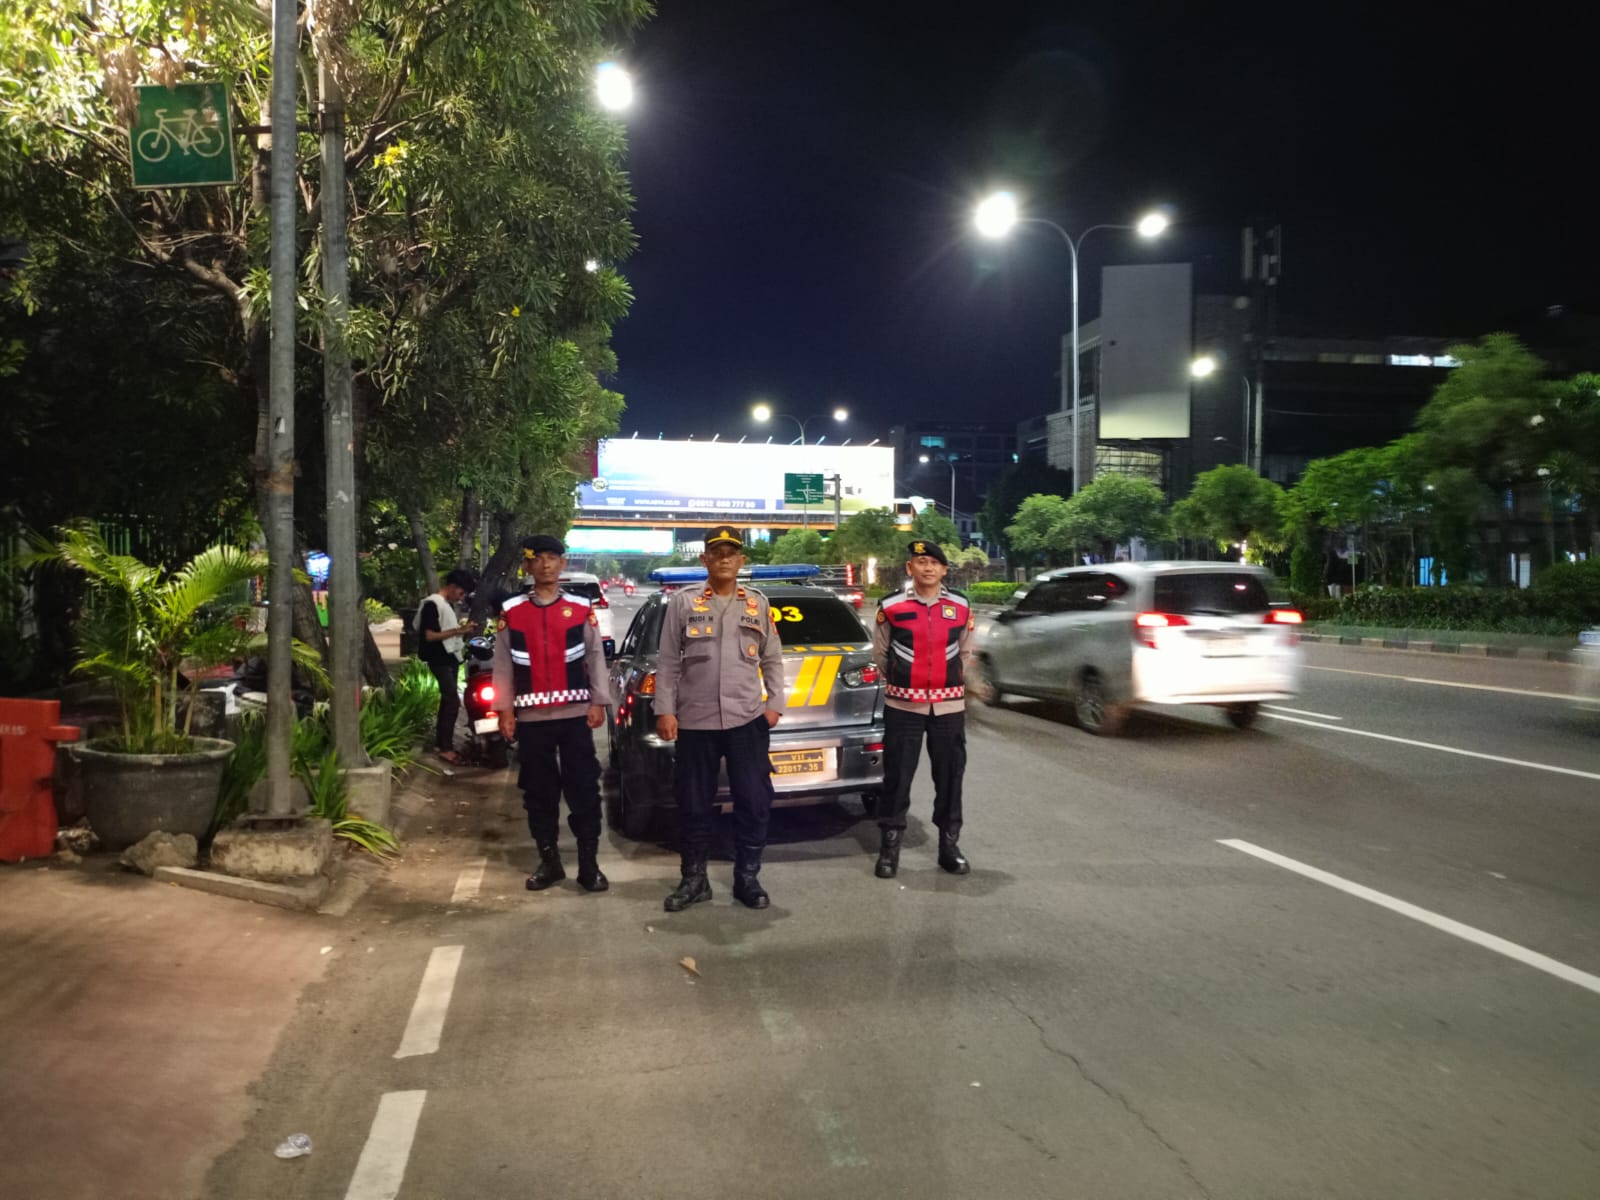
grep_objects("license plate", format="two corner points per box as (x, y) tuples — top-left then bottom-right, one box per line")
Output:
(473, 716), (500, 734)
(769, 748), (832, 777)
(1203, 638), (1248, 657)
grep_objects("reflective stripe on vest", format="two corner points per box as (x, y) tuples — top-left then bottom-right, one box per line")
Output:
(502, 591), (591, 708)
(881, 591), (968, 702)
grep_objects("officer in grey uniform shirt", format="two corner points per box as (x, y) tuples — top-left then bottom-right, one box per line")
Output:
(654, 526), (787, 911)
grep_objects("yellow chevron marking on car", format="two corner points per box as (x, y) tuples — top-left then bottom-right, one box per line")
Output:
(807, 656), (841, 706)
(786, 656), (821, 707)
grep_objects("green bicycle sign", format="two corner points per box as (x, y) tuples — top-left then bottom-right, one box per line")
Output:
(129, 83), (236, 189)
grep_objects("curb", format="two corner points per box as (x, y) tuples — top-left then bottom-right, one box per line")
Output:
(1300, 631), (1576, 664)
(154, 865), (330, 911)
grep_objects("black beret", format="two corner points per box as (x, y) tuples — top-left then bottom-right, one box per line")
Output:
(906, 539), (947, 565)
(521, 534), (565, 557)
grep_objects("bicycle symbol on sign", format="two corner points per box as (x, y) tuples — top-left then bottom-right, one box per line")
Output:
(135, 108), (225, 163)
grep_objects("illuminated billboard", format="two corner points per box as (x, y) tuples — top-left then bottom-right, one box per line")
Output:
(563, 527), (675, 555)
(579, 439), (895, 515)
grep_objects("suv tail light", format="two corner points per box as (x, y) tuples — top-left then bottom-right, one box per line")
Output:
(1134, 611), (1188, 649)
(594, 595), (609, 608)
(638, 671), (656, 695)
(1266, 609), (1303, 624)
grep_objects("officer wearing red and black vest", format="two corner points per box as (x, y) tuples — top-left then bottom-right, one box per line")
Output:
(870, 539), (974, 879)
(654, 526), (787, 912)
(494, 534), (615, 894)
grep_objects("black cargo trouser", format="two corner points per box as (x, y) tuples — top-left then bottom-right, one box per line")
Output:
(516, 715), (603, 846)
(674, 715), (775, 860)
(879, 705), (966, 839)
(426, 653), (460, 753)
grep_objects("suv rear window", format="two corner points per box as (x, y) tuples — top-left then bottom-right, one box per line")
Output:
(768, 594), (868, 645)
(561, 579), (603, 604)
(1153, 572), (1271, 616)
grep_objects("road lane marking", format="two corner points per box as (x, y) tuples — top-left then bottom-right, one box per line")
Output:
(1219, 839), (1600, 998)
(1259, 712), (1600, 782)
(1306, 664), (1585, 702)
(450, 858), (487, 903)
(345, 1090), (426, 1200)
(395, 945), (464, 1059)
(1262, 704), (1343, 721)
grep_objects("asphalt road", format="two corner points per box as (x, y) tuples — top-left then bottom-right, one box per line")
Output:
(204, 607), (1600, 1200)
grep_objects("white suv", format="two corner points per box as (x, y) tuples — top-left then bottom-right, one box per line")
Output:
(558, 571), (616, 656)
(975, 562), (1303, 734)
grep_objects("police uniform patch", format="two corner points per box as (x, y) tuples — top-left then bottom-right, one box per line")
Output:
(876, 609), (886, 624)
(912, 541), (927, 555)
(941, 605), (957, 620)
(562, 607), (572, 618)
(589, 610), (599, 626)
(746, 643), (758, 656)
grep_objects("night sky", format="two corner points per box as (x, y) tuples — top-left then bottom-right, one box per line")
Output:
(609, 1), (1595, 443)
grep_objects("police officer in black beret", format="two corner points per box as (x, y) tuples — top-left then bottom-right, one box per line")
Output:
(870, 539), (974, 878)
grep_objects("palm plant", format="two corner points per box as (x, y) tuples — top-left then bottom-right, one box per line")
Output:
(30, 523), (322, 754)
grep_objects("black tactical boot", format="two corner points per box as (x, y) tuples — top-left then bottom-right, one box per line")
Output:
(937, 831), (970, 876)
(732, 851), (770, 910)
(663, 853), (712, 912)
(526, 843), (565, 891)
(875, 828), (902, 879)
(576, 839), (609, 893)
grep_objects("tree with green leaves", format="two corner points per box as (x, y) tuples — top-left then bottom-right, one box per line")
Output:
(832, 508), (904, 575)
(1005, 494), (1074, 566)
(1171, 466), (1286, 561)
(769, 528), (826, 564)
(911, 506), (960, 554)
(979, 459), (1073, 566)
(1061, 475), (1170, 560)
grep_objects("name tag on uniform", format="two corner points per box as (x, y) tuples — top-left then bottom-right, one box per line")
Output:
(892, 611), (916, 622)
(740, 614), (763, 629)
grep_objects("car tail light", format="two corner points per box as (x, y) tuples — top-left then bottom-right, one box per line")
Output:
(594, 595), (609, 608)
(1134, 611), (1188, 649)
(638, 671), (656, 695)
(1266, 609), (1303, 624)
(865, 741), (884, 753)
(861, 665), (879, 683)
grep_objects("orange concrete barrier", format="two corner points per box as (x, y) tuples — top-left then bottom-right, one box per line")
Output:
(0, 698), (82, 861)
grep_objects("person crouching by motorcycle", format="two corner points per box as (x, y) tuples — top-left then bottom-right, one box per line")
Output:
(494, 535), (615, 894)
(416, 568), (479, 767)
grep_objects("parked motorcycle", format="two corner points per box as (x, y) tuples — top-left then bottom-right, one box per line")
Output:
(461, 635), (513, 768)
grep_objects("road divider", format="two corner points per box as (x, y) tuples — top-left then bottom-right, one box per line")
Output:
(1219, 839), (1600, 998)
(395, 945), (464, 1059)
(1259, 712), (1600, 782)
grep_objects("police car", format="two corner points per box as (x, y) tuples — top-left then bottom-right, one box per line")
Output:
(605, 565), (886, 838)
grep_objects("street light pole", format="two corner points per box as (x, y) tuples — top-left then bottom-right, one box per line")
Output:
(918, 454), (958, 519)
(974, 196), (1169, 494)
(751, 404), (848, 533)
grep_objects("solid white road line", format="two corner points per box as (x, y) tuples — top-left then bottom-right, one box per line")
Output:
(1259, 711), (1600, 782)
(1219, 839), (1600, 998)
(344, 1090), (427, 1200)
(1262, 704), (1343, 721)
(1306, 664), (1585, 702)
(395, 945), (465, 1059)
(450, 857), (487, 903)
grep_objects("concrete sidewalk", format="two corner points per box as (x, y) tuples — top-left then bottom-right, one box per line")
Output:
(0, 861), (334, 1200)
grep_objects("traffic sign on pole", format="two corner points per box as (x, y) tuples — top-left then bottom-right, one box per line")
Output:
(129, 83), (236, 189)
(783, 472), (825, 505)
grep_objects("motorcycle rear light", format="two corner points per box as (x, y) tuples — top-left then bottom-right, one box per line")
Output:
(477, 684), (496, 702)
(1267, 609), (1304, 624)
(639, 672), (656, 695)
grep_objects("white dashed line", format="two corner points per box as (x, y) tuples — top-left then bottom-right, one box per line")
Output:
(1259, 711), (1600, 782)
(1305, 664), (1585, 702)
(394, 945), (464, 1059)
(451, 858), (487, 903)
(1262, 704), (1343, 721)
(1219, 839), (1600, 997)
(344, 1090), (427, 1200)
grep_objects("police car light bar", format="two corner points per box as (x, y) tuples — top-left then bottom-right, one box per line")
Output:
(749, 563), (821, 580)
(649, 566), (709, 584)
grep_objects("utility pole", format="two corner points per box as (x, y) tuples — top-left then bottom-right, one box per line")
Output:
(828, 473), (842, 532)
(262, 0), (300, 814)
(318, 58), (365, 765)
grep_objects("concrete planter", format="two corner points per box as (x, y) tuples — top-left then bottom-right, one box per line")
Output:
(72, 737), (234, 851)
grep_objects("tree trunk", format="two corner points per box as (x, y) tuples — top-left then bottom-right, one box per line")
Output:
(457, 487), (481, 571)
(405, 502), (440, 595)
(469, 511), (521, 626)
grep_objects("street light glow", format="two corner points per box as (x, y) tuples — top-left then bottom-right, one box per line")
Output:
(1190, 355), (1218, 378)
(973, 190), (1019, 239)
(832, 407), (848, 422)
(751, 402), (772, 423)
(596, 62), (633, 111)
(918, 454), (931, 464)
(1136, 211), (1170, 239)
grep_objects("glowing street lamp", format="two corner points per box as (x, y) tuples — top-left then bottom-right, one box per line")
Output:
(972, 191), (1172, 492)
(750, 403), (848, 444)
(596, 62), (633, 112)
(1191, 355), (1255, 469)
(919, 453), (958, 517)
